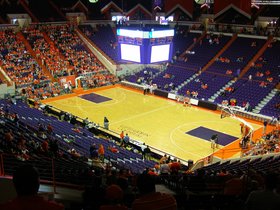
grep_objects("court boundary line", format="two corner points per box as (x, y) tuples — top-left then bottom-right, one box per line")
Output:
(41, 85), (272, 161)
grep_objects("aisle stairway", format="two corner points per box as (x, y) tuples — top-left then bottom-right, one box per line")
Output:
(17, 32), (56, 82)
(209, 79), (236, 102)
(253, 88), (278, 113)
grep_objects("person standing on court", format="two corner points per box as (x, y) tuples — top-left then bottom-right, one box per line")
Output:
(104, 117), (109, 130)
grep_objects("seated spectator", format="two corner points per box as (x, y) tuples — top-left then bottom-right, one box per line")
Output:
(230, 99), (237, 106)
(132, 173), (177, 210)
(69, 148), (81, 159)
(147, 168), (159, 176)
(259, 81), (267, 87)
(192, 91), (198, 98)
(256, 71), (264, 77)
(108, 145), (119, 153)
(41, 139), (49, 154)
(98, 144), (105, 162)
(267, 77), (273, 82)
(100, 184), (128, 210)
(201, 83), (208, 90)
(159, 154), (168, 164)
(160, 161), (170, 175)
(222, 100), (229, 106)
(163, 73), (171, 79)
(265, 70), (271, 76)
(0, 164), (64, 210)
(245, 172), (280, 210)
(90, 144), (98, 159)
(169, 159), (181, 175)
(47, 123), (53, 134)
(226, 69), (233, 75)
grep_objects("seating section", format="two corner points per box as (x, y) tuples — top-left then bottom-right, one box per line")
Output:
(0, 99), (157, 175)
(125, 67), (160, 84)
(46, 25), (118, 85)
(202, 155), (280, 174)
(178, 73), (232, 100)
(0, 29), (50, 88)
(215, 79), (274, 108)
(243, 39), (280, 85)
(207, 37), (266, 75)
(260, 93), (280, 117)
(172, 28), (200, 56)
(80, 24), (119, 62)
(22, 26), (70, 78)
(176, 34), (231, 71)
(152, 66), (195, 92)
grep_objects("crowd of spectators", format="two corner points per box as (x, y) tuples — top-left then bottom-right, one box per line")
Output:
(0, 29), (49, 87)
(22, 25), (70, 78)
(49, 25), (118, 86)
(0, 25), (120, 101)
(243, 129), (280, 157)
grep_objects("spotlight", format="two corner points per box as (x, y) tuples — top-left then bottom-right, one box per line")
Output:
(89, 0), (98, 3)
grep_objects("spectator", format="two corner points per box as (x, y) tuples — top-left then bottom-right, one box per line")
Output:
(104, 117), (109, 130)
(132, 173), (177, 210)
(89, 143), (98, 159)
(159, 154), (168, 164)
(160, 161), (170, 175)
(121, 133), (130, 147)
(120, 130), (124, 143)
(140, 143), (147, 160)
(98, 144), (105, 162)
(144, 146), (151, 160)
(0, 164), (64, 210)
(108, 145), (119, 153)
(245, 172), (280, 210)
(47, 123), (53, 135)
(100, 184), (128, 210)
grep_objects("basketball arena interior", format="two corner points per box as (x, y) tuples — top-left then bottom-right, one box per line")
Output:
(0, 0), (280, 209)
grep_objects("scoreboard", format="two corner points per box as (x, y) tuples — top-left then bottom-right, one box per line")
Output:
(117, 28), (174, 64)
(118, 36), (143, 45)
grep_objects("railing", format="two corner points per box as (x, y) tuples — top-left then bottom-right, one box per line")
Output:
(0, 153), (87, 192)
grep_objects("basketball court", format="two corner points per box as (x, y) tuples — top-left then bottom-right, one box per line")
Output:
(42, 85), (263, 162)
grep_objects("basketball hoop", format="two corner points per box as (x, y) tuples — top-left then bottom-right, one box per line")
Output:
(220, 105), (235, 119)
(220, 105), (254, 146)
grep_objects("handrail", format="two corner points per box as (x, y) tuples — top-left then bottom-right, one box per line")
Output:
(0, 153), (86, 191)
(0, 153), (4, 176)
(51, 158), (57, 194)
